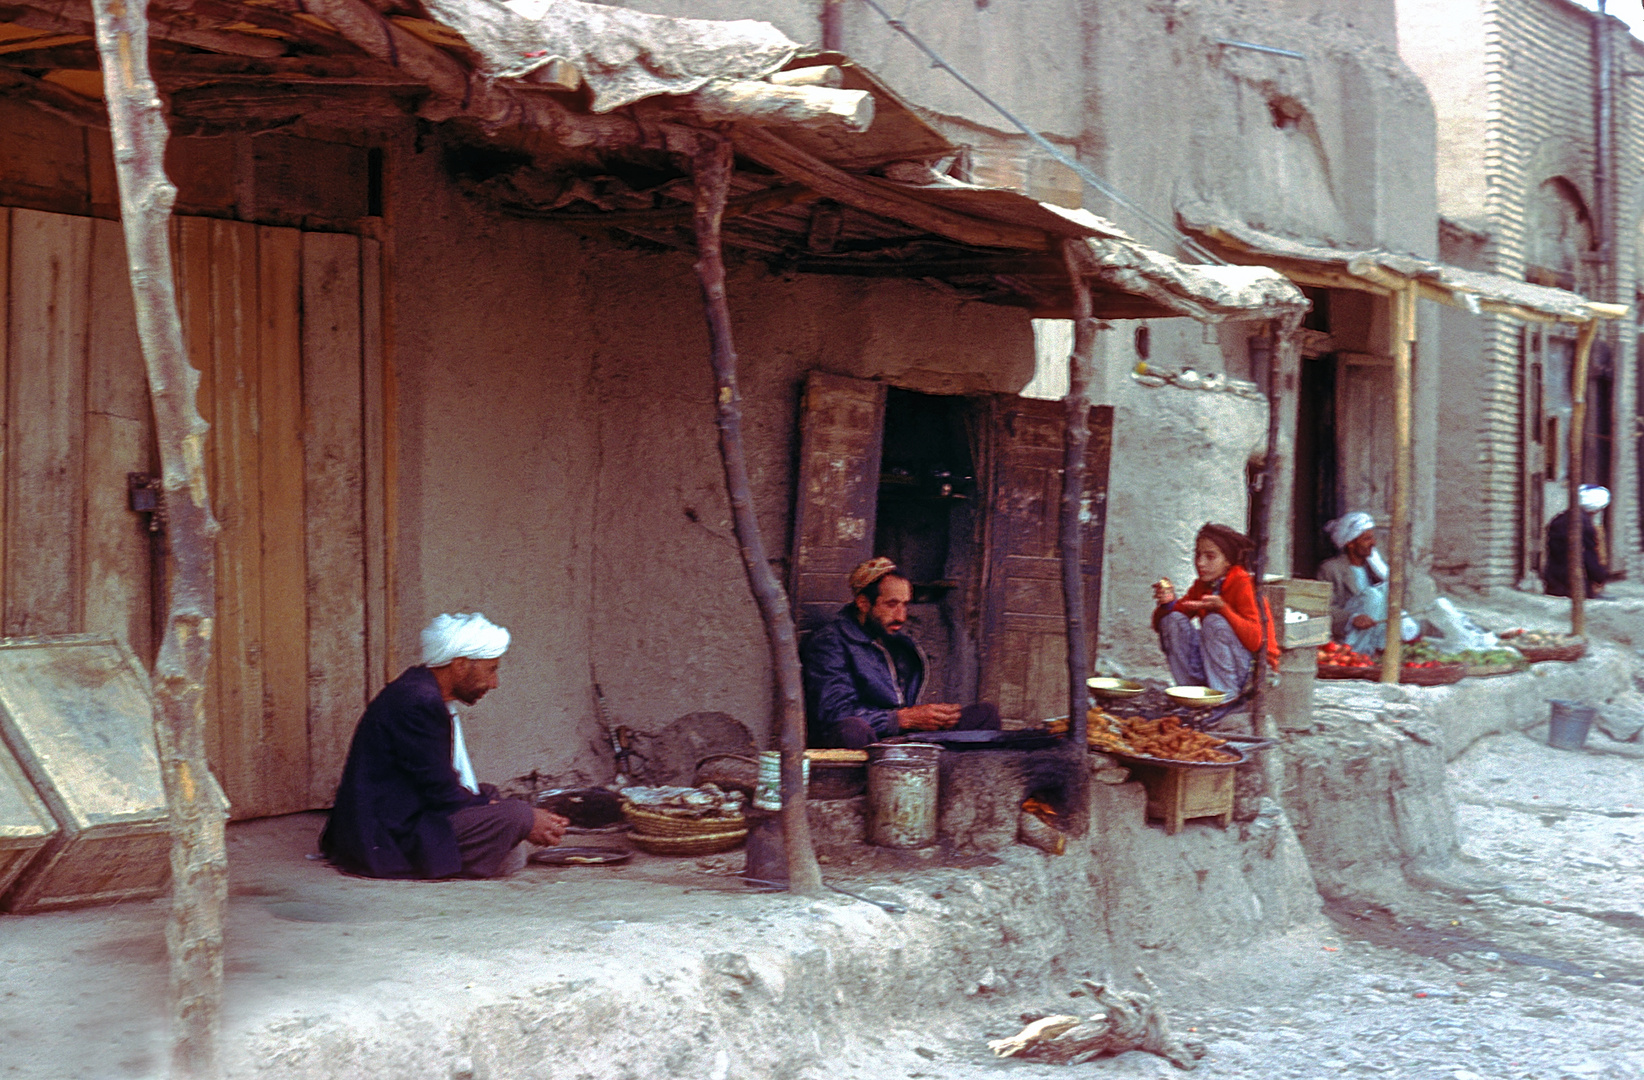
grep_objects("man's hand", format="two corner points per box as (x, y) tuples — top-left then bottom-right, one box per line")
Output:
(1351, 614), (1375, 630)
(528, 809), (569, 847)
(897, 703), (962, 731)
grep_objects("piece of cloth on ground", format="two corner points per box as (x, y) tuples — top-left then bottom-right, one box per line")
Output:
(812, 702), (1001, 749)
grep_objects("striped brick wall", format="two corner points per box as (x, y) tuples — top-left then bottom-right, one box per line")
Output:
(1441, 0), (1641, 585)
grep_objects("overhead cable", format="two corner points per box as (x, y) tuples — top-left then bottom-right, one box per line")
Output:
(855, 0), (1226, 264)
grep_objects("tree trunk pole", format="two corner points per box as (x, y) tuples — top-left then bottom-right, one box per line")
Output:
(1567, 318), (1598, 636)
(1380, 284), (1417, 683)
(1058, 241), (1096, 834)
(87, 1), (225, 1076)
(688, 134), (823, 896)
(1252, 314), (1300, 798)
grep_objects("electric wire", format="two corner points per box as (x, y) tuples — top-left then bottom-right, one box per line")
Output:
(855, 0), (1226, 265)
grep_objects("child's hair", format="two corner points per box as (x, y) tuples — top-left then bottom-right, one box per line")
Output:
(1196, 523), (1256, 570)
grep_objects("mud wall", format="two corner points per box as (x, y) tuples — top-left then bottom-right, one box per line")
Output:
(388, 130), (1034, 783)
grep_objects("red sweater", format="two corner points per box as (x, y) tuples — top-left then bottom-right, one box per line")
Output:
(1151, 564), (1280, 669)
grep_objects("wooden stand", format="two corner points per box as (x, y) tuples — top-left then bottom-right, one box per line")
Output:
(1130, 763), (1234, 835)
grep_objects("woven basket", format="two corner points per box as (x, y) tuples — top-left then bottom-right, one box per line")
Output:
(1400, 662), (1466, 686)
(1517, 642), (1587, 663)
(1463, 660), (1528, 678)
(1318, 664), (1379, 680)
(628, 828), (747, 857)
(622, 802), (746, 837)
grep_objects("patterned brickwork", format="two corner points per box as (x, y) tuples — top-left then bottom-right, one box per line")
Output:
(1424, 0), (1640, 585)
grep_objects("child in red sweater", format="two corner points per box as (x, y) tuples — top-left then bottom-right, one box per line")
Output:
(1151, 523), (1279, 700)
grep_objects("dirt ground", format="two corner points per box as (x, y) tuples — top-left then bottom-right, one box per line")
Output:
(813, 726), (1644, 1080)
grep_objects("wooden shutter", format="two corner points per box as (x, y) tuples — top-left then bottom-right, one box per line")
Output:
(788, 372), (886, 631)
(978, 397), (1113, 728)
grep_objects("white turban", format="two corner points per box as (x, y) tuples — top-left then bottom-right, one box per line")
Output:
(421, 613), (510, 668)
(1327, 512), (1377, 551)
(1580, 485), (1611, 513)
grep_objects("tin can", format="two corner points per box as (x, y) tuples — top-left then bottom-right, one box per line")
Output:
(753, 750), (810, 811)
(867, 744), (940, 848)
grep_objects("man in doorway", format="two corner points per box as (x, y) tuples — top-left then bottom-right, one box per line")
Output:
(1543, 485), (1613, 599)
(320, 612), (567, 879)
(800, 557), (1000, 749)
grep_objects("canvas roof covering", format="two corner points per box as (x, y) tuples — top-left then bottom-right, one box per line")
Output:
(1180, 208), (1628, 324)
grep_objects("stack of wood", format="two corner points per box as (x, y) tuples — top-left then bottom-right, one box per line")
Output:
(987, 970), (1206, 1070)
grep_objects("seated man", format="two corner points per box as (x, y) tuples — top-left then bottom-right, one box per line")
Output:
(1543, 485), (1611, 599)
(1317, 511), (1418, 654)
(800, 557), (999, 749)
(320, 612), (567, 879)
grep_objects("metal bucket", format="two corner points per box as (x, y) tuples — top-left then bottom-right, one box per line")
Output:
(867, 744), (941, 848)
(1547, 700), (1596, 751)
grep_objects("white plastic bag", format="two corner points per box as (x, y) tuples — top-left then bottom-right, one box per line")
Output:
(1427, 597), (1498, 652)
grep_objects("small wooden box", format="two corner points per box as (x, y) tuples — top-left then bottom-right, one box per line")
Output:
(0, 636), (178, 913)
(1131, 763), (1234, 835)
(0, 735), (57, 897)
(1264, 579), (1333, 650)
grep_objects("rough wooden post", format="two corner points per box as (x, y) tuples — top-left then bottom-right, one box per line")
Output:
(688, 134), (823, 895)
(1567, 318), (1598, 636)
(1058, 241), (1096, 834)
(1252, 314), (1301, 797)
(87, 0), (225, 1076)
(1380, 284), (1417, 683)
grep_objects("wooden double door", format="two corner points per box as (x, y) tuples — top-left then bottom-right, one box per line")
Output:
(789, 371), (1113, 728)
(0, 206), (382, 819)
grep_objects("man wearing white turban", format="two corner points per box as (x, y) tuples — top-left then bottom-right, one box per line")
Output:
(1542, 486), (1612, 599)
(320, 613), (567, 878)
(1317, 513), (1418, 653)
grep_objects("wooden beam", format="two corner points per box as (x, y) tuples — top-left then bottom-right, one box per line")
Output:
(522, 183), (819, 227)
(688, 133), (823, 896)
(1059, 240), (1095, 838)
(731, 126), (1051, 251)
(1, 0), (289, 57)
(1380, 284), (1417, 683)
(0, 47), (420, 85)
(0, 66), (105, 127)
(1566, 319), (1598, 636)
(681, 80), (873, 134)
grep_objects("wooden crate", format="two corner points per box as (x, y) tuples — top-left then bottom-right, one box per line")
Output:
(1131, 762), (1234, 835)
(1264, 579), (1333, 650)
(0, 635), (197, 913)
(0, 734), (57, 897)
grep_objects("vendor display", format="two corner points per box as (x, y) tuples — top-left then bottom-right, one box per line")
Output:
(621, 784), (747, 855)
(1498, 628), (1587, 663)
(1085, 710), (1240, 764)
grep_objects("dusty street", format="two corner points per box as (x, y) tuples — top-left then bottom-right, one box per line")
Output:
(782, 723), (1644, 1080)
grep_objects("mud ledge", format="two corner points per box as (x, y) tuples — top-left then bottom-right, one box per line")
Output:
(1, 779), (1321, 1080)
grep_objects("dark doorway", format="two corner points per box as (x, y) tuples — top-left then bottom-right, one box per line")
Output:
(1292, 354), (1340, 578)
(873, 389), (982, 705)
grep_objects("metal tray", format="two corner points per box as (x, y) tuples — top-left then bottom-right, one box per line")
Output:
(1110, 742), (1247, 771)
(528, 846), (632, 866)
(901, 730), (1062, 751)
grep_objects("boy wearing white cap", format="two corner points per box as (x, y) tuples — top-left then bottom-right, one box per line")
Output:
(319, 613), (567, 878)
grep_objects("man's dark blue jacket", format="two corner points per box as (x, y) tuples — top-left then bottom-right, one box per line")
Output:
(800, 605), (924, 741)
(319, 666), (488, 878)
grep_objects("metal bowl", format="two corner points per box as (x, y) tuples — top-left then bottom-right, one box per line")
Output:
(1164, 685), (1229, 708)
(1087, 676), (1145, 699)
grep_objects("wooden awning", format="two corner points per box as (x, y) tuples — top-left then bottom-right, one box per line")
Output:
(1181, 210), (1629, 324)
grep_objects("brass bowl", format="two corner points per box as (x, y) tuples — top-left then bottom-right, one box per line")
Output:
(1087, 676), (1145, 699)
(1165, 685), (1229, 708)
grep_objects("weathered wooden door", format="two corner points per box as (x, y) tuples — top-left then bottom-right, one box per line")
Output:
(976, 397), (1113, 728)
(1335, 353), (1395, 528)
(788, 371), (886, 632)
(0, 206), (379, 820)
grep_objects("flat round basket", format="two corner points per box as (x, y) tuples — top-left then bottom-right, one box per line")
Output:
(1318, 664), (1379, 680)
(622, 802), (746, 837)
(627, 828), (747, 856)
(1400, 662), (1466, 686)
(1518, 642), (1587, 663)
(1462, 660), (1527, 678)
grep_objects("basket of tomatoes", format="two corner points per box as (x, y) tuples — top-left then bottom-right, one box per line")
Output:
(1317, 641), (1377, 680)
